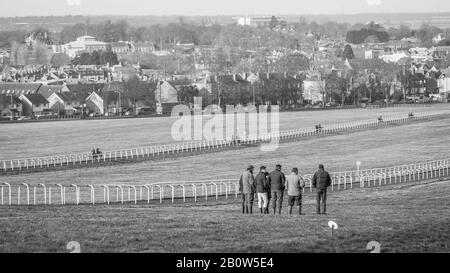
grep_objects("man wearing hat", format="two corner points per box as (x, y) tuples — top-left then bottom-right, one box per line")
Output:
(312, 164), (332, 214)
(239, 165), (256, 214)
(268, 164), (286, 214)
(286, 167), (305, 215)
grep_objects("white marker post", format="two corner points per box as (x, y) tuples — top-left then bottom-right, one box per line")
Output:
(356, 161), (361, 183)
(328, 221), (338, 237)
(356, 161), (361, 173)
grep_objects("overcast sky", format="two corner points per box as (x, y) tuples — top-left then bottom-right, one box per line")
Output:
(1, 0), (450, 17)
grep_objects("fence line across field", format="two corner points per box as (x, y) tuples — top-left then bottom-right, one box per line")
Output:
(1, 158), (449, 206)
(2, 110), (449, 174)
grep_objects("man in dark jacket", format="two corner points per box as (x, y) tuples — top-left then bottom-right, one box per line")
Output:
(268, 164), (286, 214)
(255, 166), (270, 214)
(239, 165), (256, 214)
(312, 164), (332, 214)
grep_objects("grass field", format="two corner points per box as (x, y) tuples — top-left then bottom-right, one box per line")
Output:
(0, 105), (447, 160)
(1, 105), (450, 253)
(0, 178), (449, 253)
(4, 116), (450, 186)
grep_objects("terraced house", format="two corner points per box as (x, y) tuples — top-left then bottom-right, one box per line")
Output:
(19, 93), (49, 116)
(47, 92), (81, 116)
(0, 94), (22, 118)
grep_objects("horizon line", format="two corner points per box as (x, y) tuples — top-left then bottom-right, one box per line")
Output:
(2, 11), (450, 19)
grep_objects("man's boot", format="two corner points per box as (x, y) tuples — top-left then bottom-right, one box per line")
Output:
(289, 206), (293, 215)
(278, 207), (282, 215)
(249, 204), (253, 214)
(299, 205), (302, 215)
(260, 208), (263, 214)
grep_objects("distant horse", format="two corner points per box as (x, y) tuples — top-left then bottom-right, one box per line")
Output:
(92, 148), (103, 160)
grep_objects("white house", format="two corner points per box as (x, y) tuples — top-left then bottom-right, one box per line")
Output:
(47, 92), (81, 115)
(61, 36), (108, 58)
(432, 33), (446, 44)
(409, 47), (432, 62)
(380, 51), (410, 63)
(154, 81), (178, 104)
(438, 69), (450, 100)
(85, 91), (104, 115)
(303, 80), (326, 104)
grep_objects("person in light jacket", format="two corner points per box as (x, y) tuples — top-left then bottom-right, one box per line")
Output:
(286, 168), (305, 215)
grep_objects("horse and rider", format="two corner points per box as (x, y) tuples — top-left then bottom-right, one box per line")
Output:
(91, 147), (103, 159)
(315, 124), (323, 133)
(231, 135), (241, 145)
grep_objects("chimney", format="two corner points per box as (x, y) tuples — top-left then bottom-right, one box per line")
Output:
(232, 74), (236, 82)
(284, 71), (287, 78)
(266, 73), (270, 80)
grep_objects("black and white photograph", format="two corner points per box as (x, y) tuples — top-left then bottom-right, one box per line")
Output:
(0, 0), (449, 261)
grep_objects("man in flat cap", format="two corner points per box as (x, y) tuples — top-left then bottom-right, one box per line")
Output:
(312, 164), (332, 214)
(268, 164), (286, 214)
(239, 165), (256, 214)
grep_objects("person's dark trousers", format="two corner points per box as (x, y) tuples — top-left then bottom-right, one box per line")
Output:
(271, 190), (284, 214)
(299, 194), (303, 215)
(265, 194), (271, 214)
(316, 189), (327, 214)
(242, 193), (254, 214)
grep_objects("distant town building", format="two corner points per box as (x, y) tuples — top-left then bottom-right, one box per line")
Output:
(303, 79), (325, 104)
(432, 33), (446, 44)
(111, 41), (132, 54)
(60, 36), (108, 58)
(0, 83), (42, 96)
(155, 81), (179, 104)
(19, 93), (49, 116)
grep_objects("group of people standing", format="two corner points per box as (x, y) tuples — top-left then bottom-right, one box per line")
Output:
(239, 164), (332, 215)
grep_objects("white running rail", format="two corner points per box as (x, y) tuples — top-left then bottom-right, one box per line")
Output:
(1, 158), (449, 206)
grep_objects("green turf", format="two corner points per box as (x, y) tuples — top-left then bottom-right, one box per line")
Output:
(0, 178), (448, 253)
(0, 105), (446, 159)
(4, 117), (450, 186)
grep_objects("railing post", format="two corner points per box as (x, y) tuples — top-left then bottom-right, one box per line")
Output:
(180, 185), (186, 203)
(1, 183), (11, 205)
(89, 185), (95, 205)
(155, 185), (163, 203)
(55, 184), (64, 205)
(192, 184), (197, 202)
(71, 184), (79, 205)
(169, 185), (175, 204)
